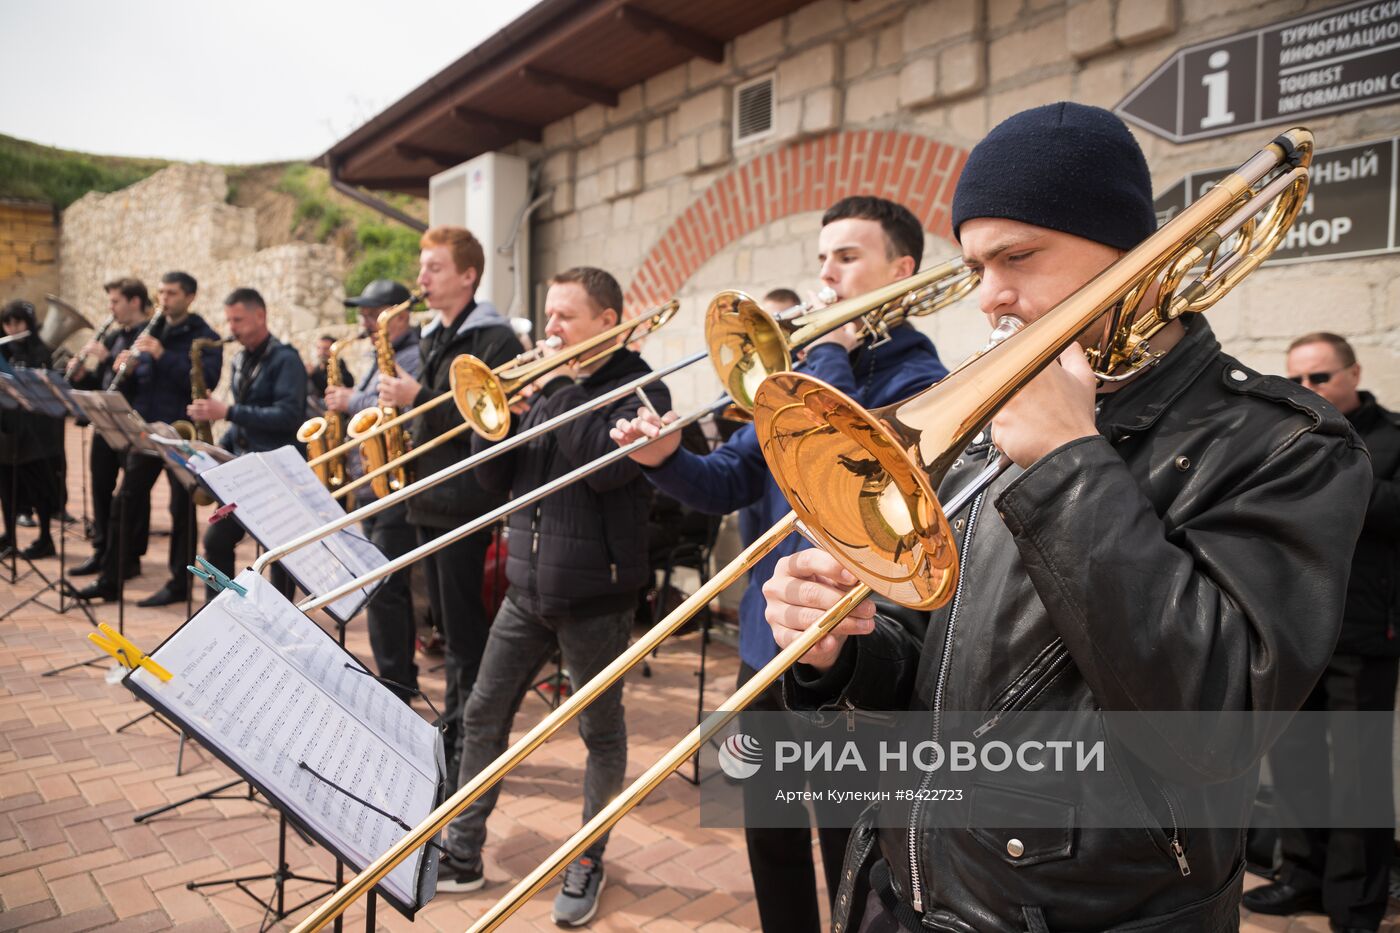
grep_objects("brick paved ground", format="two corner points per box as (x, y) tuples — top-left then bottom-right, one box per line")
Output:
(1, 425), (1396, 931)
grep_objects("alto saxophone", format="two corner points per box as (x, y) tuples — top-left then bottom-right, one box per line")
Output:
(348, 303), (413, 498)
(176, 335), (232, 507)
(297, 332), (359, 490)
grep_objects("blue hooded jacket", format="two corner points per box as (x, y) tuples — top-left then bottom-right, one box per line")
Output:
(643, 324), (948, 669)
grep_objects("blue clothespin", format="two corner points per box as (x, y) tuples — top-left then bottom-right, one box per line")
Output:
(187, 556), (247, 597)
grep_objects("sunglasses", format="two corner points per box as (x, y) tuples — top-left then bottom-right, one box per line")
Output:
(1288, 369), (1344, 386)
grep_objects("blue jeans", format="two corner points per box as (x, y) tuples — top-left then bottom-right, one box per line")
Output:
(445, 592), (631, 865)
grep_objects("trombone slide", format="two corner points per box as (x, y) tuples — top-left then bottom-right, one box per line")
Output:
(465, 580), (875, 933)
(287, 514), (801, 933)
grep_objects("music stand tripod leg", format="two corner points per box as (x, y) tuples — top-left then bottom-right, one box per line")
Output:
(184, 811), (337, 932)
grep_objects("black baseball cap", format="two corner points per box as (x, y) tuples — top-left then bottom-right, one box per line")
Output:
(345, 279), (412, 308)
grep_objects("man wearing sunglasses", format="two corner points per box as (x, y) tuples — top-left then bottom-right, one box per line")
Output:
(1245, 332), (1400, 932)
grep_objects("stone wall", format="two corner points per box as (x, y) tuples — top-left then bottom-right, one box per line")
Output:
(519, 0), (1400, 411)
(0, 199), (60, 309)
(58, 164), (348, 393)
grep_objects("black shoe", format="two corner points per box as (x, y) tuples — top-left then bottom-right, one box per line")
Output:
(61, 511), (78, 525)
(70, 555), (103, 576)
(20, 539), (56, 560)
(16, 512), (36, 528)
(1331, 926), (1377, 933)
(437, 853), (484, 893)
(73, 580), (120, 602)
(1241, 881), (1323, 915)
(137, 584), (187, 608)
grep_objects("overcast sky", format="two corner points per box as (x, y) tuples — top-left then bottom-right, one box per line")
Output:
(1, 0), (539, 164)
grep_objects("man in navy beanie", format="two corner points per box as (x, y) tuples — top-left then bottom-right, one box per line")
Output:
(760, 103), (1370, 931)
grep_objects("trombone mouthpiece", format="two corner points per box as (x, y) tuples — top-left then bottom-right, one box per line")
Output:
(541, 335), (564, 351)
(817, 286), (838, 306)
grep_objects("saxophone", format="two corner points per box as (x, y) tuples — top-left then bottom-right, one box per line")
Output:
(297, 332), (359, 490)
(188, 335), (232, 445)
(347, 302), (413, 498)
(177, 335), (233, 507)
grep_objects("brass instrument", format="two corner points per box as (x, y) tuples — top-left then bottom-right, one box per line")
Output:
(322, 298), (679, 501)
(345, 303), (414, 498)
(288, 128), (1314, 932)
(187, 336), (232, 445)
(297, 331), (362, 490)
(706, 255), (977, 415)
(336, 259), (974, 501)
(109, 298), (163, 391)
(39, 295), (96, 368)
(65, 315), (116, 381)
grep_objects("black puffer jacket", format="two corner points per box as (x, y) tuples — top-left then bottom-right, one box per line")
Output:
(1336, 391), (1400, 656)
(788, 318), (1372, 932)
(471, 348), (670, 617)
(405, 300), (522, 530)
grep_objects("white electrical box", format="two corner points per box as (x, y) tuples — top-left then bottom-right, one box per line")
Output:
(428, 151), (531, 314)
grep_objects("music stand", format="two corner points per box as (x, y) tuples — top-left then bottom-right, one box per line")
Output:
(114, 569), (443, 929)
(42, 390), (147, 676)
(0, 371), (100, 627)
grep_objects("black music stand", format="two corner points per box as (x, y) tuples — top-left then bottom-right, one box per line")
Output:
(44, 390), (151, 676)
(120, 569), (442, 929)
(0, 372), (100, 629)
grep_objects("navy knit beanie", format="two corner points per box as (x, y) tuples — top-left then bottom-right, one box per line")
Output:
(951, 102), (1156, 251)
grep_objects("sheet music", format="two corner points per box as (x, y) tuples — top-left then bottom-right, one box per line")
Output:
(129, 572), (440, 908)
(71, 391), (137, 451)
(201, 447), (385, 623)
(9, 369), (68, 417)
(30, 370), (81, 417)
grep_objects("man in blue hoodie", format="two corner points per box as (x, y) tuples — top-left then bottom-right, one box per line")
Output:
(610, 196), (949, 933)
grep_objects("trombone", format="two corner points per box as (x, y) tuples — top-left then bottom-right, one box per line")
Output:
(707, 254), (977, 415)
(336, 259), (976, 501)
(322, 298), (681, 501)
(288, 127), (1313, 932)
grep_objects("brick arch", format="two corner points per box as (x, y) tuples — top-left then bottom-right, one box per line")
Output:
(624, 130), (969, 313)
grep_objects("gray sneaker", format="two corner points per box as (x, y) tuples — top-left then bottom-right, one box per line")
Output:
(551, 856), (605, 927)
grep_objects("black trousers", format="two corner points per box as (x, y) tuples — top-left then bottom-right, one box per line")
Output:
(0, 456), (61, 544)
(362, 503), (418, 701)
(738, 661), (851, 933)
(417, 523), (492, 773)
(88, 434), (122, 560)
(98, 453), (164, 586)
(1272, 652), (1400, 930)
(202, 515), (293, 601)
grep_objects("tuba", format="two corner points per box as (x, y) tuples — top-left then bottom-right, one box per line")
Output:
(39, 295), (95, 370)
(297, 331), (360, 490)
(346, 298), (418, 498)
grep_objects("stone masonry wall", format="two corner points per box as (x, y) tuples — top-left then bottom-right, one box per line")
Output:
(518, 0), (1400, 412)
(59, 164), (347, 400)
(0, 200), (60, 310)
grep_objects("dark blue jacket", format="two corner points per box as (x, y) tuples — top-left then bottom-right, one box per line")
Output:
(644, 324), (947, 668)
(130, 313), (222, 425)
(219, 336), (307, 454)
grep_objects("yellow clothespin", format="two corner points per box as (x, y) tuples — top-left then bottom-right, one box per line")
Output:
(88, 624), (172, 682)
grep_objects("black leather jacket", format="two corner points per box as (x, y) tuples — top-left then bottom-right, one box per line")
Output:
(788, 318), (1372, 932)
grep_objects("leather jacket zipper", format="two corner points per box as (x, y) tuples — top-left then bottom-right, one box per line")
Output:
(1160, 786), (1191, 876)
(971, 643), (1070, 739)
(909, 489), (985, 914)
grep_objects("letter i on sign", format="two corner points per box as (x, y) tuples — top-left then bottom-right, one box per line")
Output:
(1200, 50), (1235, 130)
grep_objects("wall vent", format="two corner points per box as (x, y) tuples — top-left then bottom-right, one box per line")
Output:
(734, 75), (776, 145)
